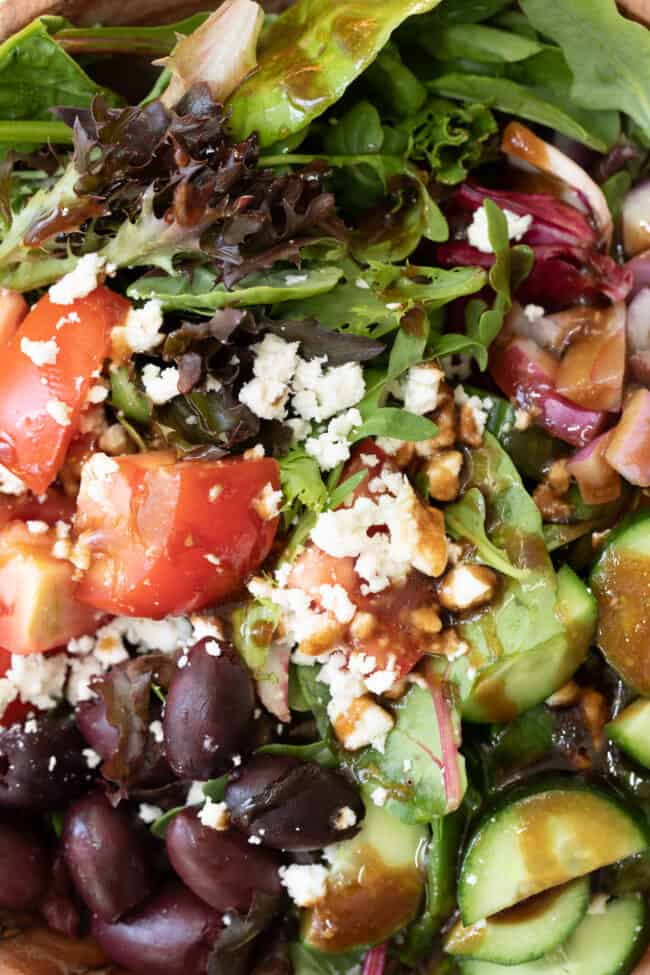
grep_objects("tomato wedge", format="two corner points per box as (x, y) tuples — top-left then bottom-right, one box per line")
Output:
(0, 287), (129, 493)
(75, 452), (281, 617)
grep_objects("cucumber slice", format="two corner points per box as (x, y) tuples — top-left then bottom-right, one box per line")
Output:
(446, 877), (589, 964)
(459, 782), (647, 924)
(607, 699), (650, 769)
(591, 512), (650, 694)
(301, 802), (427, 953)
(459, 894), (648, 975)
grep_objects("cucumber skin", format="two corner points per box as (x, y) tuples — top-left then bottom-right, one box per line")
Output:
(458, 895), (648, 975)
(458, 778), (649, 925)
(607, 699), (650, 769)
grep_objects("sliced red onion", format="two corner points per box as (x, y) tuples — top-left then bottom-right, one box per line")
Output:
(507, 301), (586, 356)
(622, 181), (650, 258)
(362, 944), (388, 975)
(556, 302), (626, 412)
(627, 249), (650, 297)
(256, 641), (290, 724)
(627, 287), (650, 354)
(567, 432), (622, 505)
(605, 388), (650, 486)
(501, 122), (613, 247)
(490, 337), (609, 447)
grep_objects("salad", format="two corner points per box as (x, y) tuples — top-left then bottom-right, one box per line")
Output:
(2, 0), (650, 973)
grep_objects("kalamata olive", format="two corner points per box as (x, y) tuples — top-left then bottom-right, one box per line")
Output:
(166, 808), (282, 913)
(164, 639), (255, 779)
(0, 813), (50, 911)
(76, 697), (119, 760)
(92, 881), (223, 975)
(0, 715), (94, 810)
(62, 791), (153, 922)
(40, 854), (82, 939)
(225, 755), (364, 851)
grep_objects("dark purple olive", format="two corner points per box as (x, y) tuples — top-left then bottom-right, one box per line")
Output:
(225, 755), (364, 851)
(76, 697), (119, 760)
(40, 854), (82, 938)
(62, 791), (153, 922)
(164, 639), (255, 779)
(0, 715), (94, 810)
(0, 813), (50, 910)
(166, 809), (281, 913)
(92, 881), (223, 975)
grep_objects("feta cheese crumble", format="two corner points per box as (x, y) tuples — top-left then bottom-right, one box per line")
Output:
(467, 205), (533, 254)
(141, 364), (180, 404)
(138, 803), (163, 824)
(20, 337), (58, 366)
(46, 399), (72, 427)
(49, 253), (109, 305)
(400, 363), (443, 416)
(0, 464), (26, 496)
(292, 358), (365, 422)
(198, 798), (230, 831)
(116, 299), (165, 353)
(238, 334), (299, 420)
(304, 408), (361, 471)
(279, 864), (328, 907)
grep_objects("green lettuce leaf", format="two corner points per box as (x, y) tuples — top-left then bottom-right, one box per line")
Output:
(227, 0), (444, 146)
(400, 97), (497, 186)
(445, 487), (527, 581)
(520, 0), (650, 144)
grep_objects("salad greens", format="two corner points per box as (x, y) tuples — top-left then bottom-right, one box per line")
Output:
(1, 1), (650, 974)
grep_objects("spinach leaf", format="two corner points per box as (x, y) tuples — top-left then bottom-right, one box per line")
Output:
(0, 18), (120, 129)
(227, 0), (445, 146)
(433, 24), (544, 64)
(363, 42), (427, 117)
(445, 487), (528, 581)
(349, 683), (467, 822)
(520, 0), (650, 144)
(352, 408), (438, 443)
(428, 72), (617, 152)
(259, 740), (337, 768)
(290, 943), (364, 975)
(409, 0), (512, 28)
(127, 266), (344, 314)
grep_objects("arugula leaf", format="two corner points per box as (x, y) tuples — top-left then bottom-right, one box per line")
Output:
(227, 0), (445, 146)
(466, 200), (533, 353)
(279, 450), (327, 512)
(349, 683), (467, 822)
(428, 71), (617, 152)
(0, 18), (120, 128)
(127, 265), (344, 315)
(520, 0), (650, 144)
(327, 469), (368, 510)
(363, 42), (427, 117)
(352, 408), (438, 443)
(431, 331), (488, 369)
(445, 487), (528, 581)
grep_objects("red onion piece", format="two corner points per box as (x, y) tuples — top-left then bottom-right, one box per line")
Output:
(556, 302), (626, 412)
(501, 122), (613, 247)
(605, 388), (650, 486)
(622, 180), (650, 258)
(566, 432), (622, 505)
(507, 301), (587, 356)
(626, 249), (650, 298)
(490, 337), (609, 447)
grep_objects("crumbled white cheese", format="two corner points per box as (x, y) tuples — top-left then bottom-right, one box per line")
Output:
(253, 481), (283, 521)
(305, 408), (361, 471)
(141, 364), (180, 404)
(279, 864), (329, 907)
(454, 386), (490, 438)
(371, 786), (388, 807)
(239, 334), (299, 420)
(149, 720), (164, 743)
(467, 205), (533, 254)
(87, 384), (108, 404)
(49, 254), (107, 305)
(249, 578), (332, 646)
(0, 464), (26, 496)
(138, 803), (163, 824)
(287, 417), (311, 444)
(26, 520), (49, 535)
(48, 755), (57, 772)
(318, 652), (366, 718)
(333, 806), (357, 830)
(340, 699), (394, 753)
(292, 358), (365, 423)
(198, 797), (230, 831)
(204, 640), (222, 657)
(5, 654), (68, 711)
(83, 747), (102, 769)
(186, 781), (207, 805)
(400, 364), (443, 416)
(319, 584), (357, 624)
(46, 399), (72, 427)
(442, 565), (493, 611)
(523, 304), (545, 322)
(20, 337), (58, 367)
(119, 299), (164, 353)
